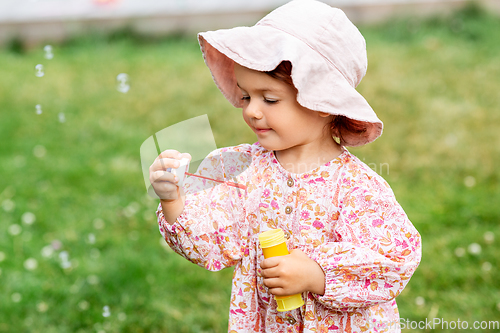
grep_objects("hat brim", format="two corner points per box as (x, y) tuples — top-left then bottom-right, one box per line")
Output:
(198, 25), (383, 146)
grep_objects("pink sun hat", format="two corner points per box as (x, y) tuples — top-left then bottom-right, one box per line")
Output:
(198, 0), (383, 146)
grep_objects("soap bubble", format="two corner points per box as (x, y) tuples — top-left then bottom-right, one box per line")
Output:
(58, 112), (66, 123)
(41, 245), (54, 258)
(36, 104), (42, 115)
(44, 45), (53, 60)
(87, 274), (100, 285)
(1, 199), (15, 212)
(35, 64), (44, 77)
(454, 247), (465, 257)
(102, 305), (111, 317)
(90, 248), (100, 259)
(78, 300), (89, 311)
(11, 293), (22, 303)
(51, 240), (62, 250)
(33, 145), (47, 158)
(21, 212), (36, 225)
(464, 176), (476, 188)
(87, 233), (96, 244)
(415, 296), (425, 307)
(124, 202), (140, 217)
(484, 231), (494, 244)
(8, 224), (22, 236)
(59, 251), (72, 269)
(482, 262), (492, 272)
(24, 258), (38, 271)
(93, 218), (105, 230)
(116, 73), (130, 93)
(468, 243), (481, 255)
(37, 301), (49, 313)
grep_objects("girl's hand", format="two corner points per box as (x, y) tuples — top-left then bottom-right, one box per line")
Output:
(149, 150), (191, 201)
(260, 249), (325, 296)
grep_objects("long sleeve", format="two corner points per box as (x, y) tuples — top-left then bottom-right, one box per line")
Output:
(157, 145), (252, 271)
(307, 169), (421, 310)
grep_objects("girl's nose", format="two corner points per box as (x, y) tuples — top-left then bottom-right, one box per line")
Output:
(244, 100), (263, 119)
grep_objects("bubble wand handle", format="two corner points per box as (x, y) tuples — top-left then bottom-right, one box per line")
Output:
(185, 172), (247, 190)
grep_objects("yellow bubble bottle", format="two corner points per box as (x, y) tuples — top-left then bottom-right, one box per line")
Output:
(258, 228), (304, 312)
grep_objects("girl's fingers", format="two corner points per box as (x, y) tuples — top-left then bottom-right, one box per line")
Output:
(157, 149), (182, 160)
(150, 158), (180, 173)
(150, 170), (177, 184)
(260, 266), (280, 279)
(180, 152), (192, 162)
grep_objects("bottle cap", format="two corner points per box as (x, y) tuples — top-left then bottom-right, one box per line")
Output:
(259, 229), (285, 249)
(168, 157), (190, 187)
(276, 294), (305, 312)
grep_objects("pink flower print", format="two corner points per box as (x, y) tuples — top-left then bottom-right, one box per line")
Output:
(315, 177), (325, 183)
(259, 203), (269, 209)
(263, 188), (271, 198)
(300, 210), (310, 220)
(271, 200), (279, 210)
(313, 220), (324, 229)
(216, 234), (225, 244)
(372, 219), (384, 228)
(395, 239), (409, 248)
(230, 308), (246, 315)
(213, 260), (221, 270)
(227, 165), (236, 174)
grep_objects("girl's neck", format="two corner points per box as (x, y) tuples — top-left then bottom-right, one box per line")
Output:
(274, 138), (342, 174)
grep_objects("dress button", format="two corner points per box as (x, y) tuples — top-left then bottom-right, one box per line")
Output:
(286, 317), (297, 325)
(287, 178), (294, 187)
(284, 230), (291, 239)
(285, 206), (293, 214)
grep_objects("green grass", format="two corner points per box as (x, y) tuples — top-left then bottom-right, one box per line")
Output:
(1, 4), (499, 332)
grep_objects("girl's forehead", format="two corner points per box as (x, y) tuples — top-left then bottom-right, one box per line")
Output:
(234, 64), (288, 93)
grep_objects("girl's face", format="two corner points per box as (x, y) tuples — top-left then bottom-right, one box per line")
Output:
(234, 63), (335, 158)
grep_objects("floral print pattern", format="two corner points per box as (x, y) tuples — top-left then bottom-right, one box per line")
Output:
(157, 142), (421, 332)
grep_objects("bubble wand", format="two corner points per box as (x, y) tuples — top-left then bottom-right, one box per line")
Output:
(185, 172), (247, 190)
(167, 157), (246, 190)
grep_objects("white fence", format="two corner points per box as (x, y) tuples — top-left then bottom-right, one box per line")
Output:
(0, 0), (498, 47)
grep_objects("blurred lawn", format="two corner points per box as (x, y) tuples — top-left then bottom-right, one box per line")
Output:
(1, 4), (499, 332)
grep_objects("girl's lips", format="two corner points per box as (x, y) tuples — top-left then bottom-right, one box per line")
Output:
(254, 127), (271, 134)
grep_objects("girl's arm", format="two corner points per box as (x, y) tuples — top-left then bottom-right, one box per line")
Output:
(306, 173), (421, 310)
(157, 145), (251, 271)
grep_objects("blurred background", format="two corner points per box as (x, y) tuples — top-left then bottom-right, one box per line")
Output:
(1, 0), (499, 332)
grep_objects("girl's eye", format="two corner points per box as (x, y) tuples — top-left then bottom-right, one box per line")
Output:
(241, 96), (250, 101)
(264, 99), (278, 104)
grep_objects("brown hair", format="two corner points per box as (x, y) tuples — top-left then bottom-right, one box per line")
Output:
(264, 61), (296, 92)
(264, 61), (367, 146)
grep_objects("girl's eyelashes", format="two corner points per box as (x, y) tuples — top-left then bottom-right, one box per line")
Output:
(264, 99), (278, 104)
(240, 96), (279, 104)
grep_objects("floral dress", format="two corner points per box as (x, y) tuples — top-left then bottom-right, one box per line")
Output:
(157, 142), (421, 333)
